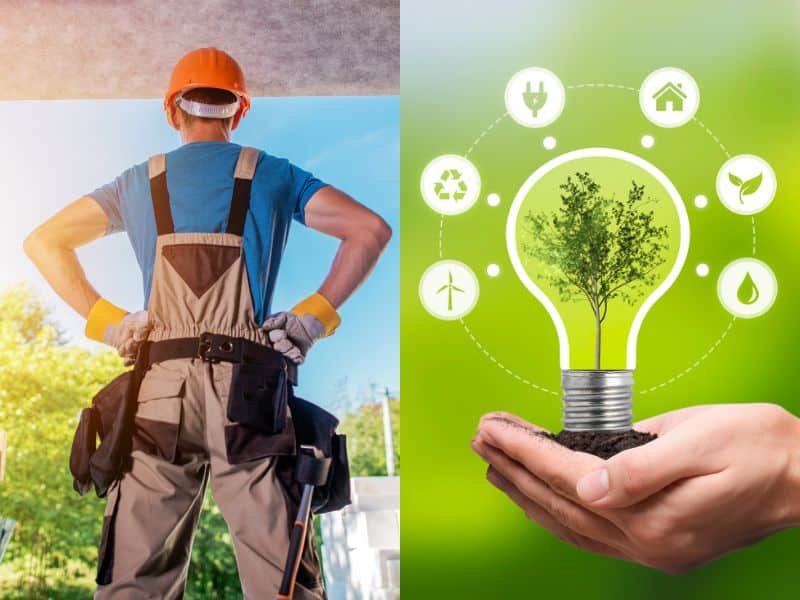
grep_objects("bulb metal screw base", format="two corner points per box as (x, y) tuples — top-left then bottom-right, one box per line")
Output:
(561, 369), (634, 432)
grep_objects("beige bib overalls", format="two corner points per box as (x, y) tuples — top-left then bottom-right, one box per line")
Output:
(95, 147), (324, 599)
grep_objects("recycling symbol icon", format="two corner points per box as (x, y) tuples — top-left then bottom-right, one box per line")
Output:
(420, 155), (480, 216)
(433, 169), (468, 201)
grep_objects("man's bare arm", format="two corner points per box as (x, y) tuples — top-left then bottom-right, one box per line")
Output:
(23, 196), (109, 318)
(303, 186), (392, 308)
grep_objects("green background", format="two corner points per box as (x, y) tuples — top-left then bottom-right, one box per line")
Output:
(401, 1), (800, 598)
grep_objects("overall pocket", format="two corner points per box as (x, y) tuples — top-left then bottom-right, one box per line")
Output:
(131, 364), (185, 463)
(223, 361), (296, 464)
(227, 361), (288, 434)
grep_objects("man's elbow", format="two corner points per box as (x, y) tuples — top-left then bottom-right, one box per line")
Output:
(23, 228), (43, 259)
(23, 226), (52, 263)
(369, 214), (393, 250)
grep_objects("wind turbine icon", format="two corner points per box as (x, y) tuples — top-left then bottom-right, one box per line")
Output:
(436, 270), (465, 311)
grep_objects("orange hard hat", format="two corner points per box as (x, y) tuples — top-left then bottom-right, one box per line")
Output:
(164, 47), (250, 130)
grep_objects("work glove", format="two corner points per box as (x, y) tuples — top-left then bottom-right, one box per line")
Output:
(261, 292), (341, 365)
(86, 298), (151, 365)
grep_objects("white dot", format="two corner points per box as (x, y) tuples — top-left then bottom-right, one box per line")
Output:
(487, 264), (500, 277)
(487, 193), (501, 207)
(694, 195), (708, 209)
(641, 135), (655, 149)
(543, 136), (557, 150)
(696, 263), (710, 277)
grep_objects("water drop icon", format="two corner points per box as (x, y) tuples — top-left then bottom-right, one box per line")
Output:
(737, 271), (760, 305)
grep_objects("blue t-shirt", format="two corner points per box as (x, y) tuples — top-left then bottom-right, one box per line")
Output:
(89, 141), (327, 323)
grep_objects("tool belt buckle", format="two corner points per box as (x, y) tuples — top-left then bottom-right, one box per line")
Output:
(197, 332), (242, 363)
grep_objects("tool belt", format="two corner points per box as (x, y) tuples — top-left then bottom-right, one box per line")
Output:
(69, 333), (351, 513)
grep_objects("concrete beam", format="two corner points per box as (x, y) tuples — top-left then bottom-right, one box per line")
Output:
(0, 1), (398, 100)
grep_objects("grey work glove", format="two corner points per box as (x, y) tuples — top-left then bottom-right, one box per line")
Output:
(261, 311), (327, 365)
(103, 310), (151, 366)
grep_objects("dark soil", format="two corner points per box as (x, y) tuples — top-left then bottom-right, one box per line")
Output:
(544, 429), (656, 459)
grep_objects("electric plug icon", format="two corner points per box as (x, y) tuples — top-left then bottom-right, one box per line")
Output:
(523, 80), (548, 118)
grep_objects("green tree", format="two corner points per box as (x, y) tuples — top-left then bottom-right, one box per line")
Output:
(339, 398), (400, 477)
(521, 172), (669, 368)
(0, 285), (122, 596)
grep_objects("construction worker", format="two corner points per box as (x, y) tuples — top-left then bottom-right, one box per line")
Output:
(24, 47), (391, 599)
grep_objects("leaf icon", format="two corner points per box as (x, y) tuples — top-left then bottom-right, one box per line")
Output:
(740, 172), (763, 196)
(729, 170), (763, 204)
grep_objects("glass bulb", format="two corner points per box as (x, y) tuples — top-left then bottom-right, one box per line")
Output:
(506, 148), (689, 431)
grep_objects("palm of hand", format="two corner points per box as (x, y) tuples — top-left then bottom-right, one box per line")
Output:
(473, 403), (800, 574)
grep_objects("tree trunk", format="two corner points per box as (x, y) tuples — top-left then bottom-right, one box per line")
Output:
(595, 315), (602, 369)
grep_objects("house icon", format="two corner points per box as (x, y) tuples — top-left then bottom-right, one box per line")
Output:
(652, 81), (687, 112)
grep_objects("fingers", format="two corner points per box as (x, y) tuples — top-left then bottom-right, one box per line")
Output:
(266, 328), (305, 364)
(472, 436), (626, 546)
(633, 405), (713, 435)
(261, 312), (288, 331)
(576, 424), (717, 509)
(485, 467), (630, 561)
(477, 412), (604, 501)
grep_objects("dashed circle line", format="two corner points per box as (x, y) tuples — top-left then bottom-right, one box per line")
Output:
(461, 319), (559, 395)
(466, 113), (507, 157)
(434, 81), (748, 397)
(567, 83), (637, 91)
(692, 116), (757, 255)
(692, 117), (731, 158)
(639, 318), (735, 394)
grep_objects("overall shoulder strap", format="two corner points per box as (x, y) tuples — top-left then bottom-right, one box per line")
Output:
(148, 154), (174, 235)
(227, 147), (259, 236)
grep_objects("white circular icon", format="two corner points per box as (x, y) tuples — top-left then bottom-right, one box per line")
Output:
(717, 258), (777, 318)
(420, 155), (481, 215)
(419, 260), (480, 320)
(505, 67), (566, 128)
(639, 67), (700, 128)
(715, 154), (777, 215)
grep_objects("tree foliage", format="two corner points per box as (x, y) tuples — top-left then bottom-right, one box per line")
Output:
(521, 172), (669, 368)
(0, 285), (121, 596)
(340, 398), (400, 477)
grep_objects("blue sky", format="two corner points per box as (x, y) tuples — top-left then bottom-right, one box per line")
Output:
(0, 96), (398, 409)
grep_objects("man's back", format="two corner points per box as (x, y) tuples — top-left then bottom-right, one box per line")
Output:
(90, 141), (327, 322)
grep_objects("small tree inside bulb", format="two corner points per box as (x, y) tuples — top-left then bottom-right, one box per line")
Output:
(507, 148), (689, 434)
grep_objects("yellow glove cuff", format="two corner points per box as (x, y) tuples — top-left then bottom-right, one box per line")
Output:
(85, 298), (127, 342)
(291, 292), (341, 336)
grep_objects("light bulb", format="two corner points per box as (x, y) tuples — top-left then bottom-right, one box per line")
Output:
(506, 148), (689, 431)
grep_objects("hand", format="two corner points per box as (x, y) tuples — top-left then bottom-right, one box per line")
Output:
(261, 311), (326, 365)
(103, 310), (150, 365)
(472, 404), (800, 574)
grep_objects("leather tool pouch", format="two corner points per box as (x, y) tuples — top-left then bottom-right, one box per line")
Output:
(281, 395), (351, 514)
(69, 347), (146, 498)
(70, 407), (99, 496)
(227, 361), (289, 435)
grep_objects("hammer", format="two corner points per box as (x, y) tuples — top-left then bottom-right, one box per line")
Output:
(276, 445), (332, 600)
